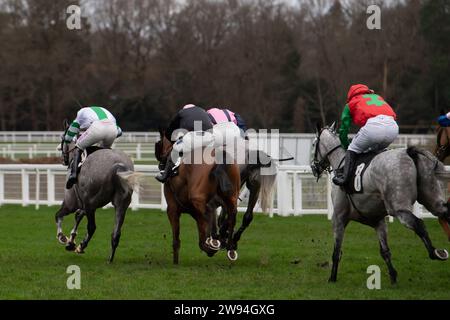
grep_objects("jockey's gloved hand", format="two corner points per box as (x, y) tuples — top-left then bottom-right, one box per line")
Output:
(56, 144), (62, 151)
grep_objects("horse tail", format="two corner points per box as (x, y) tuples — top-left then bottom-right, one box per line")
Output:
(406, 146), (446, 179)
(259, 168), (277, 214)
(113, 163), (143, 194)
(211, 163), (233, 196)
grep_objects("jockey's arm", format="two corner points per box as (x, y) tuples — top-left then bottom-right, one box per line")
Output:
(64, 120), (80, 143)
(339, 104), (352, 149)
(438, 114), (450, 127)
(235, 113), (248, 132)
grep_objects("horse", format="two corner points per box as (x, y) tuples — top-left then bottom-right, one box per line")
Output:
(311, 123), (449, 284)
(434, 124), (450, 241)
(210, 149), (277, 250)
(55, 121), (141, 263)
(155, 128), (241, 264)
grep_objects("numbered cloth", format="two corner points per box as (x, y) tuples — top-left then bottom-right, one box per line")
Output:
(344, 150), (386, 194)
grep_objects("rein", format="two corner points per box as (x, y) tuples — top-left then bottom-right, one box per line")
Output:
(436, 127), (450, 161)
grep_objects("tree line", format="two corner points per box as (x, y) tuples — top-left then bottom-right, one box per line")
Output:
(0, 0), (448, 133)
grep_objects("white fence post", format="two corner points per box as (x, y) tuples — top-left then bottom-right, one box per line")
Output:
(293, 172), (302, 215)
(47, 169), (55, 205)
(35, 169), (40, 210)
(21, 169), (29, 207)
(0, 172), (4, 206)
(161, 182), (167, 211)
(277, 170), (287, 216)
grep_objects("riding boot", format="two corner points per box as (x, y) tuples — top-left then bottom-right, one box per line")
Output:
(66, 148), (82, 189)
(332, 150), (357, 186)
(155, 158), (175, 183)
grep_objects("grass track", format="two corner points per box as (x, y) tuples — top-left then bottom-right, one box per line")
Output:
(0, 205), (449, 300)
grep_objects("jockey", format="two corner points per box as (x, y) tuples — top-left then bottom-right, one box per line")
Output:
(333, 84), (398, 186)
(438, 112), (450, 127)
(207, 107), (248, 165)
(155, 104), (213, 183)
(207, 108), (248, 138)
(63, 106), (122, 189)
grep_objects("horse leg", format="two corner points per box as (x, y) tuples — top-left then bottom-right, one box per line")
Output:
(167, 205), (181, 264)
(225, 198), (239, 261)
(55, 203), (74, 245)
(205, 202), (221, 251)
(374, 219), (398, 284)
(76, 210), (96, 254)
(191, 197), (218, 257)
(329, 212), (349, 283)
(233, 181), (260, 246)
(66, 209), (85, 251)
(109, 195), (131, 263)
(394, 210), (448, 260)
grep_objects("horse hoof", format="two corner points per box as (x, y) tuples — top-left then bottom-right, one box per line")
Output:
(65, 242), (76, 251)
(206, 237), (221, 251)
(57, 233), (68, 245)
(434, 249), (449, 260)
(75, 245), (85, 254)
(227, 250), (238, 261)
(210, 239), (221, 250)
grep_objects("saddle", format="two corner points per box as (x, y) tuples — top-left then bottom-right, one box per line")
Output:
(338, 149), (386, 194)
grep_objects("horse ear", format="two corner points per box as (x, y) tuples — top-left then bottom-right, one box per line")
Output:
(158, 125), (165, 136)
(329, 121), (336, 132)
(63, 119), (69, 130)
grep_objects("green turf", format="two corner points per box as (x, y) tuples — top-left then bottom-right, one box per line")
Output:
(0, 205), (449, 300)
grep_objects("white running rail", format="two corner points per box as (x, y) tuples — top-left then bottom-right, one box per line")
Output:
(0, 164), (443, 219)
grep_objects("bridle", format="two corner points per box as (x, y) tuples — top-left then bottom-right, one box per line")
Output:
(436, 126), (450, 161)
(311, 127), (343, 180)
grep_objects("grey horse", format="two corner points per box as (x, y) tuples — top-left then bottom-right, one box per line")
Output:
(55, 144), (141, 263)
(311, 123), (449, 284)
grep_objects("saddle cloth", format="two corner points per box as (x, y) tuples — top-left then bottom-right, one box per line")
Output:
(340, 149), (386, 194)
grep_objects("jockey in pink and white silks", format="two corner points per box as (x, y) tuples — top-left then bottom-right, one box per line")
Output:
(63, 106), (123, 189)
(207, 108), (248, 140)
(207, 107), (248, 166)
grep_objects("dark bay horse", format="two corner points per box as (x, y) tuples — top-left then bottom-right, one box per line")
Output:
(435, 124), (450, 241)
(156, 129), (241, 264)
(55, 123), (141, 263)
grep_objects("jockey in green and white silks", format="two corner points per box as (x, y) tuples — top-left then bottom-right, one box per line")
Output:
(64, 106), (123, 189)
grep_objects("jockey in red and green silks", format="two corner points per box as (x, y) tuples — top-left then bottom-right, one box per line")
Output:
(334, 84), (399, 187)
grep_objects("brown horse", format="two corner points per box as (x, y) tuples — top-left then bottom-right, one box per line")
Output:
(155, 128), (241, 264)
(435, 125), (450, 241)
